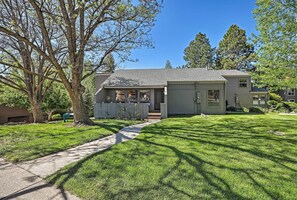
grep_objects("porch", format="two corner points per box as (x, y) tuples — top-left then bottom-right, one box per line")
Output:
(94, 88), (168, 119)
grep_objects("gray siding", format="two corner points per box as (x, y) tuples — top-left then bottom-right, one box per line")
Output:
(167, 82), (225, 115)
(225, 76), (252, 108)
(167, 84), (196, 114)
(95, 74), (111, 91)
(277, 89), (297, 102)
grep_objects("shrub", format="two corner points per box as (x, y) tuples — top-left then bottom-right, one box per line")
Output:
(277, 107), (290, 113)
(242, 107), (249, 112)
(269, 92), (283, 102)
(267, 100), (278, 108)
(249, 107), (267, 114)
(52, 114), (62, 121)
(284, 102), (297, 112)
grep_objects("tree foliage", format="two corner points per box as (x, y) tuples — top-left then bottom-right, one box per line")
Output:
(0, 0), (161, 125)
(0, 1), (58, 122)
(184, 33), (213, 68)
(101, 54), (117, 73)
(165, 60), (173, 69)
(216, 24), (255, 70)
(253, 0), (297, 89)
(0, 84), (30, 108)
(43, 83), (71, 121)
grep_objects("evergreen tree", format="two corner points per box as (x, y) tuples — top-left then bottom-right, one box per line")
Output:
(165, 60), (173, 69)
(216, 24), (255, 70)
(253, 0), (297, 89)
(102, 54), (117, 73)
(82, 74), (96, 117)
(184, 33), (214, 68)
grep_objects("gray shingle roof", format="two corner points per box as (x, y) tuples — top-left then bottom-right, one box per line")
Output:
(102, 68), (250, 88)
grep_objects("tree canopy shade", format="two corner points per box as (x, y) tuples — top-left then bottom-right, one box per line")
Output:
(216, 24), (255, 71)
(0, 0), (162, 125)
(184, 33), (213, 68)
(165, 60), (173, 69)
(253, 0), (297, 89)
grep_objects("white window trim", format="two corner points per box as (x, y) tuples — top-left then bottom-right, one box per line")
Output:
(288, 99), (295, 102)
(287, 89), (295, 96)
(239, 78), (248, 88)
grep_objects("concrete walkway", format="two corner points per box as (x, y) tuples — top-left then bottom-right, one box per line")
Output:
(0, 120), (159, 200)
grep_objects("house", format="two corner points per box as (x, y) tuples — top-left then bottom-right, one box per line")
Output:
(277, 89), (297, 103)
(94, 68), (269, 119)
(0, 105), (33, 124)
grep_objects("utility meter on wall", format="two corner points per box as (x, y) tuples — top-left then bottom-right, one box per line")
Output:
(193, 92), (201, 103)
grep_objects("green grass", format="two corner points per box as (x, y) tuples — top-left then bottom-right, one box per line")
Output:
(0, 119), (140, 162)
(47, 114), (297, 200)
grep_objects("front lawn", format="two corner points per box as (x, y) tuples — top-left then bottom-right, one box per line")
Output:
(0, 119), (140, 162)
(48, 114), (297, 200)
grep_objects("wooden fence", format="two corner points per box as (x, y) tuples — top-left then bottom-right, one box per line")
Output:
(94, 103), (149, 119)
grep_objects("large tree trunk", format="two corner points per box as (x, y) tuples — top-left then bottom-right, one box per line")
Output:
(31, 100), (44, 123)
(70, 93), (94, 125)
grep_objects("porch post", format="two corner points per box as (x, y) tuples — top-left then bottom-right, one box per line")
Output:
(161, 87), (168, 118)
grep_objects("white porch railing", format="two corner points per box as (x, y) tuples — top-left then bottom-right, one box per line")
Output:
(94, 103), (149, 119)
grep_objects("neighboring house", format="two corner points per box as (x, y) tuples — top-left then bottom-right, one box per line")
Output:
(277, 89), (297, 102)
(0, 105), (33, 124)
(94, 68), (268, 119)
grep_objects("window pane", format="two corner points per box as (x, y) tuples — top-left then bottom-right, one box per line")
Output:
(288, 89), (295, 96)
(252, 95), (259, 105)
(239, 78), (247, 87)
(116, 90), (126, 103)
(259, 95), (266, 105)
(139, 90), (150, 103)
(128, 90), (138, 103)
(208, 90), (220, 106)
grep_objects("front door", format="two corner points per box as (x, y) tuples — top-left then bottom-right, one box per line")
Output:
(154, 89), (164, 110)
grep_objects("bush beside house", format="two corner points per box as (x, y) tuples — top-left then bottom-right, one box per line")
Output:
(268, 93), (297, 113)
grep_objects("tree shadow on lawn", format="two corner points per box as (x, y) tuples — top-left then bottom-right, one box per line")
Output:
(46, 117), (297, 199)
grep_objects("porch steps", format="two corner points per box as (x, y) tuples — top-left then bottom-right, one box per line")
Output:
(148, 112), (161, 120)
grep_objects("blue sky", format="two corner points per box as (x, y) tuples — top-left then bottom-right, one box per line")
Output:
(123, 0), (257, 69)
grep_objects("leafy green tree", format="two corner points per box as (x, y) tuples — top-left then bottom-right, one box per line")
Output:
(253, 0), (297, 89)
(184, 33), (214, 68)
(0, 0), (161, 125)
(43, 83), (71, 121)
(0, 84), (29, 108)
(165, 60), (173, 69)
(216, 24), (255, 70)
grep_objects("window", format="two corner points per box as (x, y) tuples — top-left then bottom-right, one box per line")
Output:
(139, 90), (150, 103)
(253, 95), (259, 105)
(127, 90), (138, 103)
(259, 95), (266, 105)
(208, 90), (220, 106)
(253, 94), (266, 106)
(116, 90), (126, 103)
(239, 78), (247, 88)
(288, 99), (295, 102)
(287, 89), (295, 96)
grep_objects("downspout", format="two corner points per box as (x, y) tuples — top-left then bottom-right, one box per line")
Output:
(194, 82), (199, 114)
